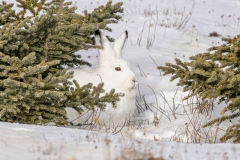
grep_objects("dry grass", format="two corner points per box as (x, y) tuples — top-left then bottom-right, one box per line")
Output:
(134, 83), (226, 144)
(118, 149), (164, 160)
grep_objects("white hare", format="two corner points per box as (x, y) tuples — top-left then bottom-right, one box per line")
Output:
(67, 30), (137, 128)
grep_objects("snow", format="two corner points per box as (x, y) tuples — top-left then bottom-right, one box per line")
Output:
(1, 122), (240, 160)
(2, 0), (240, 159)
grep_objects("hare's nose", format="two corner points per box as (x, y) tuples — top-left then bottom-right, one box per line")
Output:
(132, 78), (137, 83)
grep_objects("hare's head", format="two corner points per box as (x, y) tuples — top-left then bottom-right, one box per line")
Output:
(94, 30), (137, 94)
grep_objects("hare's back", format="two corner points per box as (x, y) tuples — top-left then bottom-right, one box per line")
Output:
(69, 68), (101, 86)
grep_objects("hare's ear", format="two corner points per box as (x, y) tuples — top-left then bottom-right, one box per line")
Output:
(94, 30), (102, 46)
(113, 31), (128, 57)
(94, 30), (112, 51)
(94, 30), (115, 64)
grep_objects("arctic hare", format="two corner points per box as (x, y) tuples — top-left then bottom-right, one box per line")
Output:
(67, 30), (137, 128)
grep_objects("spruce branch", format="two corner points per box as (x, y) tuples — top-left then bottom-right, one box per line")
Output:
(0, 0), (124, 126)
(158, 34), (240, 142)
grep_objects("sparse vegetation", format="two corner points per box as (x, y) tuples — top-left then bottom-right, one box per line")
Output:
(136, 0), (196, 49)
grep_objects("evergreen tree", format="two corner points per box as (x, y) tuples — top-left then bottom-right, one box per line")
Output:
(0, 0), (124, 125)
(158, 35), (240, 143)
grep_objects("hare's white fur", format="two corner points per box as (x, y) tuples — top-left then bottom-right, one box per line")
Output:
(66, 30), (137, 127)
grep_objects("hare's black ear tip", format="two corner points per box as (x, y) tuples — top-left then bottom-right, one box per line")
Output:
(95, 30), (101, 36)
(125, 30), (128, 38)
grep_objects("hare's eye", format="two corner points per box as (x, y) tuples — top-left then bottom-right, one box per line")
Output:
(115, 67), (121, 71)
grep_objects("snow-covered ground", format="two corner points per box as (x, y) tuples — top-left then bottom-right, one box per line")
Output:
(1, 122), (240, 160)
(1, 0), (240, 159)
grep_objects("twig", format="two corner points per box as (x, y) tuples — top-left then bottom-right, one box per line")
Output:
(146, 87), (171, 122)
(149, 56), (162, 76)
(177, 0), (196, 30)
(159, 89), (177, 119)
(137, 63), (147, 77)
